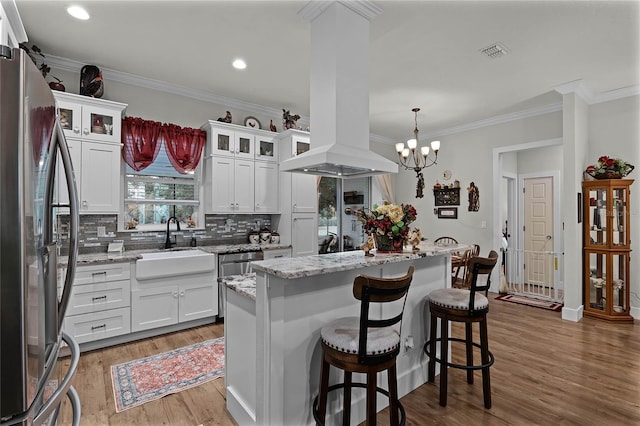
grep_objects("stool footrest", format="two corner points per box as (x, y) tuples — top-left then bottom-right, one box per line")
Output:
(424, 337), (495, 370)
(312, 382), (406, 426)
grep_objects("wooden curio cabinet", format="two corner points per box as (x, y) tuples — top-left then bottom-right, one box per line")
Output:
(582, 179), (634, 322)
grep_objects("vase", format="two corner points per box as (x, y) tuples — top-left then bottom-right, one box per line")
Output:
(374, 235), (404, 253)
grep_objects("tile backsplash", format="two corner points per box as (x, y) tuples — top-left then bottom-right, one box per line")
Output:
(56, 214), (273, 254)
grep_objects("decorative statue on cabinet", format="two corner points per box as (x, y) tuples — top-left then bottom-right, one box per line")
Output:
(217, 111), (232, 123)
(282, 109), (300, 130)
(79, 65), (104, 98)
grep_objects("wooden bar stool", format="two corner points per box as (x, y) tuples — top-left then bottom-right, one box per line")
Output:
(424, 251), (498, 408)
(313, 266), (414, 426)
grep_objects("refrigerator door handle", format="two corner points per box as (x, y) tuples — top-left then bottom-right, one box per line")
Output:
(32, 332), (80, 426)
(54, 119), (80, 331)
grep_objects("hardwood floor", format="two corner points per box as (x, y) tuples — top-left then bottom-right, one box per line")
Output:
(58, 294), (639, 425)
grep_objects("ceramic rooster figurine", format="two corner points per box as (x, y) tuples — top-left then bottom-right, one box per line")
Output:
(217, 111), (232, 123)
(407, 228), (423, 251)
(269, 119), (277, 132)
(360, 234), (375, 256)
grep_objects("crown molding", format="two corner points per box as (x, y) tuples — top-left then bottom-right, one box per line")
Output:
(418, 102), (564, 141)
(1, 0), (27, 43)
(45, 54), (305, 122)
(299, 0), (382, 22)
(46, 53), (638, 146)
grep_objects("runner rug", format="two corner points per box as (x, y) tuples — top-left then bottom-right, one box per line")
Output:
(495, 294), (563, 312)
(111, 336), (224, 413)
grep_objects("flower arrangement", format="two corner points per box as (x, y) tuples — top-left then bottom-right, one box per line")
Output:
(350, 202), (417, 252)
(586, 156), (634, 179)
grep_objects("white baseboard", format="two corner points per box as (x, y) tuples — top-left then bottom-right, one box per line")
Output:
(561, 304), (583, 322)
(227, 386), (256, 426)
(630, 306), (640, 320)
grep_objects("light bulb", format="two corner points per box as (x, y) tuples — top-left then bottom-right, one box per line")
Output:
(431, 140), (441, 151)
(421, 146), (430, 156)
(407, 139), (417, 150)
(395, 142), (405, 153)
(402, 148), (410, 158)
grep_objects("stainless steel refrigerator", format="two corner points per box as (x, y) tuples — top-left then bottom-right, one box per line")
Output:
(1, 45), (81, 425)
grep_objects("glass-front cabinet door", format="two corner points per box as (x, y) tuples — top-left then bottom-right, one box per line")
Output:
(255, 135), (278, 162)
(584, 250), (630, 318)
(584, 180), (631, 250)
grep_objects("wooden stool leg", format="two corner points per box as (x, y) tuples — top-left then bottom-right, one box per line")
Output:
(465, 322), (474, 384)
(479, 315), (492, 409)
(318, 356), (330, 422)
(439, 314), (449, 407)
(343, 371), (352, 426)
(428, 311), (437, 382)
(366, 370), (377, 426)
(388, 364), (399, 426)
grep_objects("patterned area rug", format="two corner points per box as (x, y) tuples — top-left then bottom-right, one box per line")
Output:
(111, 337), (224, 413)
(495, 294), (563, 312)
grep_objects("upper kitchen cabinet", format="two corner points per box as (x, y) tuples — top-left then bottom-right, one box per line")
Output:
(276, 130), (317, 213)
(201, 120), (279, 214)
(53, 92), (126, 214)
(0, 1), (26, 48)
(207, 121), (254, 159)
(55, 92), (125, 144)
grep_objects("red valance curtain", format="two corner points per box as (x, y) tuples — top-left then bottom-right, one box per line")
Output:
(121, 117), (163, 171)
(161, 124), (206, 174)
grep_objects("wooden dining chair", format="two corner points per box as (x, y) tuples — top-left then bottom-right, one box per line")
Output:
(434, 236), (458, 246)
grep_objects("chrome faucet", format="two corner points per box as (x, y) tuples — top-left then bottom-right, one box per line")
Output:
(164, 216), (181, 249)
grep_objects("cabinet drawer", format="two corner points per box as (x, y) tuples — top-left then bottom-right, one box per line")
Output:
(64, 307), (131, 344)
(262, 248), (291, 260)
(74, 263), (131, 285)
(67, 279), (131, 316)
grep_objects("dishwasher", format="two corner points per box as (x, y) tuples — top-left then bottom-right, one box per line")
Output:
(217, 250), (263, 319)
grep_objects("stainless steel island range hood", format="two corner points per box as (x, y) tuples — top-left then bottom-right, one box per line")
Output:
(280, 1), (398, 178)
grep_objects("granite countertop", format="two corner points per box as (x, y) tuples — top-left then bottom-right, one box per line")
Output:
(61, 243), (292, 266)
(219, 273), (256, 301)
(252, 242), (467, 280)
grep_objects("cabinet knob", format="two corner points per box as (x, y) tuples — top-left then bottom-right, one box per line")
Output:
(83, 128), (90, 135)
(73, 127), (80, 134)
(256, 203), (261, 209)
(179, 291), (185, 297)
(230, 203), (234, 210)
(172, 291), (179, 298)
(82, 200), (88, 208)
(235, 203), (239, 209)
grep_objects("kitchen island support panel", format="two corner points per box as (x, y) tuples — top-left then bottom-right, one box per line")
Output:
(225, 247), (457, 425)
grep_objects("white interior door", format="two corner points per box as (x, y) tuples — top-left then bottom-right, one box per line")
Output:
(523, 176), (554, 287)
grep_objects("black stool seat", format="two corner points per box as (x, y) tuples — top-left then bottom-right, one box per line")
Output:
(424, 251), (498, 409)
(313, 266), (414, 426)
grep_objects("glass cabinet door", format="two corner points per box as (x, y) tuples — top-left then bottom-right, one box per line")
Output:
(586, 185), (607, 247)
(255, 136), (278, 162)
(610, 252), (629, 315)
(611, 185), (629, 247)
(586, 251), (607, 312)
(80, 104), (122, 143)
(234, 132), (255, 159)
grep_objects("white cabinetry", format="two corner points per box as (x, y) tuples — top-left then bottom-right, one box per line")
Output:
(54, 92), (127, 214)
(254, 161), (279, 213)
(208, 156), (255, 213)
(262, 247), (292, 260)
(131, 272), (217, 333)
(0, 1), (26, 48)
(63, 263), (132, 345)
(274, 130), (318, 257)
(201, 120), (279, 214)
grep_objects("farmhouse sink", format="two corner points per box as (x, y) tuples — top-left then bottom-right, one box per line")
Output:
(136, 249), (215, 280)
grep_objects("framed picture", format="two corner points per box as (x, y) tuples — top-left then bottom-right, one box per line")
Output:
(437, 207), (458, 219)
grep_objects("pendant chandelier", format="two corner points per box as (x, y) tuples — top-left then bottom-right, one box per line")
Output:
(395, 107), (440, 198)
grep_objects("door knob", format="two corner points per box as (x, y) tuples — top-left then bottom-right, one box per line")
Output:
(546, 235), (552, 240)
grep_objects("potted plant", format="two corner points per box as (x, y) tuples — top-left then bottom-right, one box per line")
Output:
(19, 43), (65, 91)
(585, 156), (634, 179)
(350, 202), (418, 253)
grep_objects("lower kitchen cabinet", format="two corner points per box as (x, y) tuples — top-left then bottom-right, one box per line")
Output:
(63, 263), (132, 345)
(64, 307), (131, 344)
(131, 278), (217, 332)
(292, 214), (317, 257)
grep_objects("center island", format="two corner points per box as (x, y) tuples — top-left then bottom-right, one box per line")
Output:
(222, 241), (466, 426)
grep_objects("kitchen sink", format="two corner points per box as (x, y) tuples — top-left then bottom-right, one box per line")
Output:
(136, 249), (216, 280)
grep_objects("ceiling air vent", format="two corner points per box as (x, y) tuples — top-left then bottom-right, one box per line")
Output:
(480, 42), (509, 59)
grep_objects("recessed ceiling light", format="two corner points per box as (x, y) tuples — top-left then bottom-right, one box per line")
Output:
(232, 59), (247, 70)
(67, 5), (90, 20)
